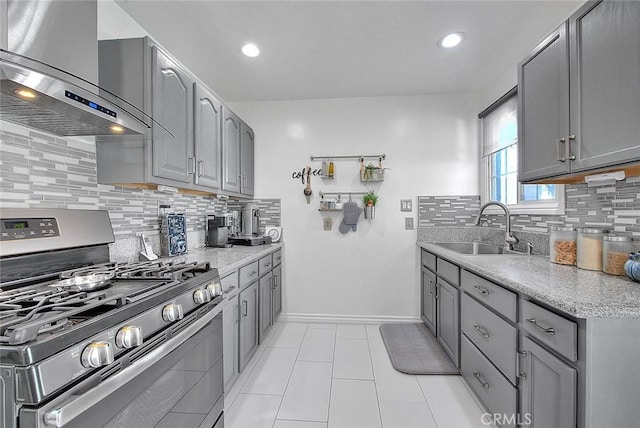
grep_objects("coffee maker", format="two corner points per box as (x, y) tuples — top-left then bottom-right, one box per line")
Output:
(229, 204), (271, 246)
(206, 214), (233, 248)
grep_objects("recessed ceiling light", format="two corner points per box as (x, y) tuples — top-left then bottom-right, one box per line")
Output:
(438, 32), (466, 49)
(241, 43), (260, 58)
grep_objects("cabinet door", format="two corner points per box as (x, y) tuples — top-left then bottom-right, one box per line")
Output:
(151, 46), (193, 183)
(421, 267), (436, 335)
(437, 278), (460, 367)
(239, 282), (258, 371)
(222, 108), (241, 193)
(240, 121), (255, 196)
(193, 82), (222, 189)
(222, 295), (240, 391)
(520, 336), (576, 428)
(258, 272), (273, 343)
(518, 23), (571, 182)
(272, 264), (282, 317)
(568, 0), (640, 172)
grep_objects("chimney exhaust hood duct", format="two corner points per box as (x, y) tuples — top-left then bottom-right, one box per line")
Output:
(1, 0), (171, 139)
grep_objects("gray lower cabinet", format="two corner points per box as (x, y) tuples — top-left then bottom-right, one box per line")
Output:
(222, 293), (240, 391)
(519, 0), (640, 182)
(258, 272), (273, 343)
(272, 264), (282, 317)
(461, 335), (517, 428)
(519, 335), (576, 428)
(239, 281), (258, 371)
(436, 278), (459, 366)
(421, 266), (436, 334)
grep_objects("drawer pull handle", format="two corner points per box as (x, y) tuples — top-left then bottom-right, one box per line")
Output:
(473, 372), (489, 389)
(473, 285), (490, 295)
(473, 324), (490, 338)
(526, 318), (555, 335)
(247, 271), (257, 278)
(242, 300), (248, 317)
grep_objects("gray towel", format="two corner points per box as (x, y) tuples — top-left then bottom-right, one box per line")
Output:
(339, 202), (361, 234)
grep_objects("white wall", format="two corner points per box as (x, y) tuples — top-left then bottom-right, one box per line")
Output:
(230, 94), (481, 322)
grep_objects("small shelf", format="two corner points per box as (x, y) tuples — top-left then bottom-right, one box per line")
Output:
(318, 208), (342, 212)
(360, 169), (385, 182)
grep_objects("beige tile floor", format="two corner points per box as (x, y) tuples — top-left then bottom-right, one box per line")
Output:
(225, 322), (491, 428)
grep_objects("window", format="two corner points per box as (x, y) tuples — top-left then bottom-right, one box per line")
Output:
(479, 88), (564, 214)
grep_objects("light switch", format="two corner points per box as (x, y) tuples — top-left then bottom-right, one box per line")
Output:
(323, 217), (332, 231)
(400, 199), (413, 212)
(405, 217), (414, 230)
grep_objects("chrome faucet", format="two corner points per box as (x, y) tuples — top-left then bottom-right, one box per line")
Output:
(475, 201), (519, 250)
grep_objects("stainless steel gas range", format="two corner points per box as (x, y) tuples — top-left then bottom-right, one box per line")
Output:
(0, 209), (224, 428)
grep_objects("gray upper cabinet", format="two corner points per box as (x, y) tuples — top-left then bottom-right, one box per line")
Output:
(518, 23), (570, 181)
(222, 108), (242, 193)
(568, 0), (640, 172)
(520, 335), (577, 428)
(518, 0), (640, 182)
(151, 46), (193, 183)
(194, 82), (222, 189)
(97, 36), (255, 196)
(240, 121), (255, 196)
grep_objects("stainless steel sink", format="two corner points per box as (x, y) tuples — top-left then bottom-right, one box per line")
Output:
(433, 242), (518, 255)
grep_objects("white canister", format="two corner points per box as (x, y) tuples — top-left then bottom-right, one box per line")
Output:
(576, 228), (609, 271)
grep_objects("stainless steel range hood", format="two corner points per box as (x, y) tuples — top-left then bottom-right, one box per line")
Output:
(1, 50), (150, 136)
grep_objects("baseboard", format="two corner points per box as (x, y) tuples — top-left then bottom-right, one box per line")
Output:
(278, 312), (421, 325)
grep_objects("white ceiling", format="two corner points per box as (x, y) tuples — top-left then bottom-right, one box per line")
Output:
(115, 0), (582, 102)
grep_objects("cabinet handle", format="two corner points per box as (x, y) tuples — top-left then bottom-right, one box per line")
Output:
(235, 304), (240, 323)
(197, 159), (204, 177)
(434, 283), (440, 299)
(247, 271), (257, 278)
(567, 134), (576, 160)
(526, 318), (555, 335)
(473, 372), (490, 389)
(473, 285), (490, 295)
(242, 300), (248, 317)
(557, 138), (566, 162)
(473, 324), (490, 338)
(188, 156), (196, 174)
(428, 280), (433, 295)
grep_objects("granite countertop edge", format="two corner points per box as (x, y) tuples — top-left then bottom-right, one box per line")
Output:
(417, 241), (640, 319)
(180, 242), (284, 278)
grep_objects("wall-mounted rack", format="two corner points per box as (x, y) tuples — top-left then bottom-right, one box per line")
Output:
(310, 154), (386, 161)
(319, 191), (369, 198)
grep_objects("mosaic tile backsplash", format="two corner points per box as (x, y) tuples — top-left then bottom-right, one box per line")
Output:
(0, 123), (280, 249)
(419, 178), (640, 238)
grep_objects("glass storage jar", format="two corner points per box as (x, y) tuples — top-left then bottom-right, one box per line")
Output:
(602, 236), (633, 275)
(549, 227), (577, 265)
(577, 228), (609, 271)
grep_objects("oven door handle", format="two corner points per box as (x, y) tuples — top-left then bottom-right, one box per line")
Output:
(42, 305), (221, 427)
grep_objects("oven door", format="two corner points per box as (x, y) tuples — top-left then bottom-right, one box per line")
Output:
(21, 307), (224, 428)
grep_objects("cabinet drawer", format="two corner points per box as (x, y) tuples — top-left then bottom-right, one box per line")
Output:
(272, 249), (282, 266)
(461, 335), (517, 428)
(461, 294), (517, 384)
(421, 250), (436, 271)
(259, 255), (273, 275)
(521, 300), (577, 362)
(461, 270), (517, 322)
(239, 261), (259, 289)
(437, 258), (459, 286)
(221, 271), (239, 298)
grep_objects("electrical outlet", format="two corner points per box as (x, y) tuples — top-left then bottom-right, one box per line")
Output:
(405, 217), (414, 230)
(400, 199), (413, 212)
(323, 217), (332, 231)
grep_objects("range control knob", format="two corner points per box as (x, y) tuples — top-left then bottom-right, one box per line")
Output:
(193, 289), (211, 304)
(81, 341), (114, 368)
(162, 303), (184, 322)
(206, 281), (222, 298)
(115, 325), (143, 349)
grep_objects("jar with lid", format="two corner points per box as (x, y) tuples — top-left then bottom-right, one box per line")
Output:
(576, 228), (609, 271)
(549, 227), (577, 265)
(602, 236), (633, 275)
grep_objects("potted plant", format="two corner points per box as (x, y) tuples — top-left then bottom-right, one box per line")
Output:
(361, 163), (388, 182)
(363, 191), (379, 219)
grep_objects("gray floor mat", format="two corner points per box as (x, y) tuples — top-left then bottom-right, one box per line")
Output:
(379, 322), (459, 375)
